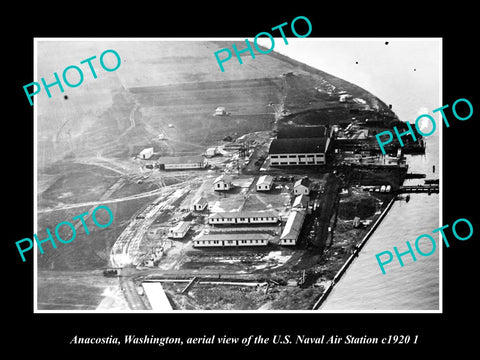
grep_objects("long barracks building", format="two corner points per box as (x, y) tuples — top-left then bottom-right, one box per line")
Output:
(208, 211), (279, 225)
(193, 233), (271, 248)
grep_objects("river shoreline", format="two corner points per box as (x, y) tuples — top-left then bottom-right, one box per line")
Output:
(312, 195), (396, 310)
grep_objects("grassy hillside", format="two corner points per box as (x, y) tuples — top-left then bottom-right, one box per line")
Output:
(37, 40), (391, 167)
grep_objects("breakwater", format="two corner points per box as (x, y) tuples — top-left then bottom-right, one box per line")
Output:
(312, 196), (396, 310)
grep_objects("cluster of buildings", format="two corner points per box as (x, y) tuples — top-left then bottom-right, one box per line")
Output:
(142, 175), (313, 265)
(137, 120), (325, 252)
(135, 99), (411, 270)
(192, 206), (308, 248)
(138, 121), (333, 175)
(193, 210), (278, 248)
(192, 174), (313, 248)
(192, 210), (276, 248)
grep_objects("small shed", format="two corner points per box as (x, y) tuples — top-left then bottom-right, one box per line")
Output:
(191, 197), (208, 211)
(293, 178), (312, 195)
(256, 175), (273, 191)
(168, 221), (191, 238)
(139, 147), (154, 160)
(214, 107), (228, 116)
(213, 174), (232, 191)
(205, 147), (218, 157)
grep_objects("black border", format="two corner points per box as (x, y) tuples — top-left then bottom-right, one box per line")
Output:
(6, 5), (478, 355)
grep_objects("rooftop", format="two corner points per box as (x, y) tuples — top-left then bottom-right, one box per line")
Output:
(281, 210), (306, 240)
(269, 138), (328, 154)
(209, 211), (279, 219)
(193, 197), (208, 205)
(294, 178), (312, 188)
(194, 233), (272, 241)
(257, 175), (273, 186)
(213, 174), (233, 184)
(292, 194), (310, 208)
(277, 125), (327, 139)
(171, 221), (191, 232)
(157, 155), (205, 164)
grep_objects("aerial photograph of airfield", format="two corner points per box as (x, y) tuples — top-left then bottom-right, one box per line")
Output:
(36, 39), (440, 311)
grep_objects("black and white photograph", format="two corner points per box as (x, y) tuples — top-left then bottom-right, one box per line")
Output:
(33, 38), (441, 312)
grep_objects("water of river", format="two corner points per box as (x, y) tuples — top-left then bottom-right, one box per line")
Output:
(287, 38), (442, 311)
(321, 134), (440, 311)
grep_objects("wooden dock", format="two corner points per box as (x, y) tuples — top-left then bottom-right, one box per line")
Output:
(398, 184), (439, 194)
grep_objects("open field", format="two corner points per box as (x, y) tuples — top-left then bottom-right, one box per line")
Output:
(37, 41), (387, 169)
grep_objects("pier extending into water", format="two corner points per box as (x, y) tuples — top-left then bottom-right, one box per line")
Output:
(398, 184), (439, 194)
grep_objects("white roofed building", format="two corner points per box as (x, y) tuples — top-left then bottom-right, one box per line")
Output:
(279, 210), (306, 246)
(168, 221), (191, 239)
(292, 194), (310, 210)
(214, 107), (228, 116)
(256, 175), (273, 191)
(191, 197), (208, 211)
(208, 211), (279, 225)
(139, 147), (154, 160)
(213, 174), (233, 191)
(193, 233), (271, 247)
(293, 178), (312, 195)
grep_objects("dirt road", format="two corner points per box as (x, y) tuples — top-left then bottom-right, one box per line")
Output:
(37, 186), (167, 213)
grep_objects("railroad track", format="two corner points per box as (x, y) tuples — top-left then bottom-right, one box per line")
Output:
(109, 187), (190, 268)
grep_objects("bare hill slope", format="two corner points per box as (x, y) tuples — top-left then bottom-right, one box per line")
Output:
(37, 40), (391, 166)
